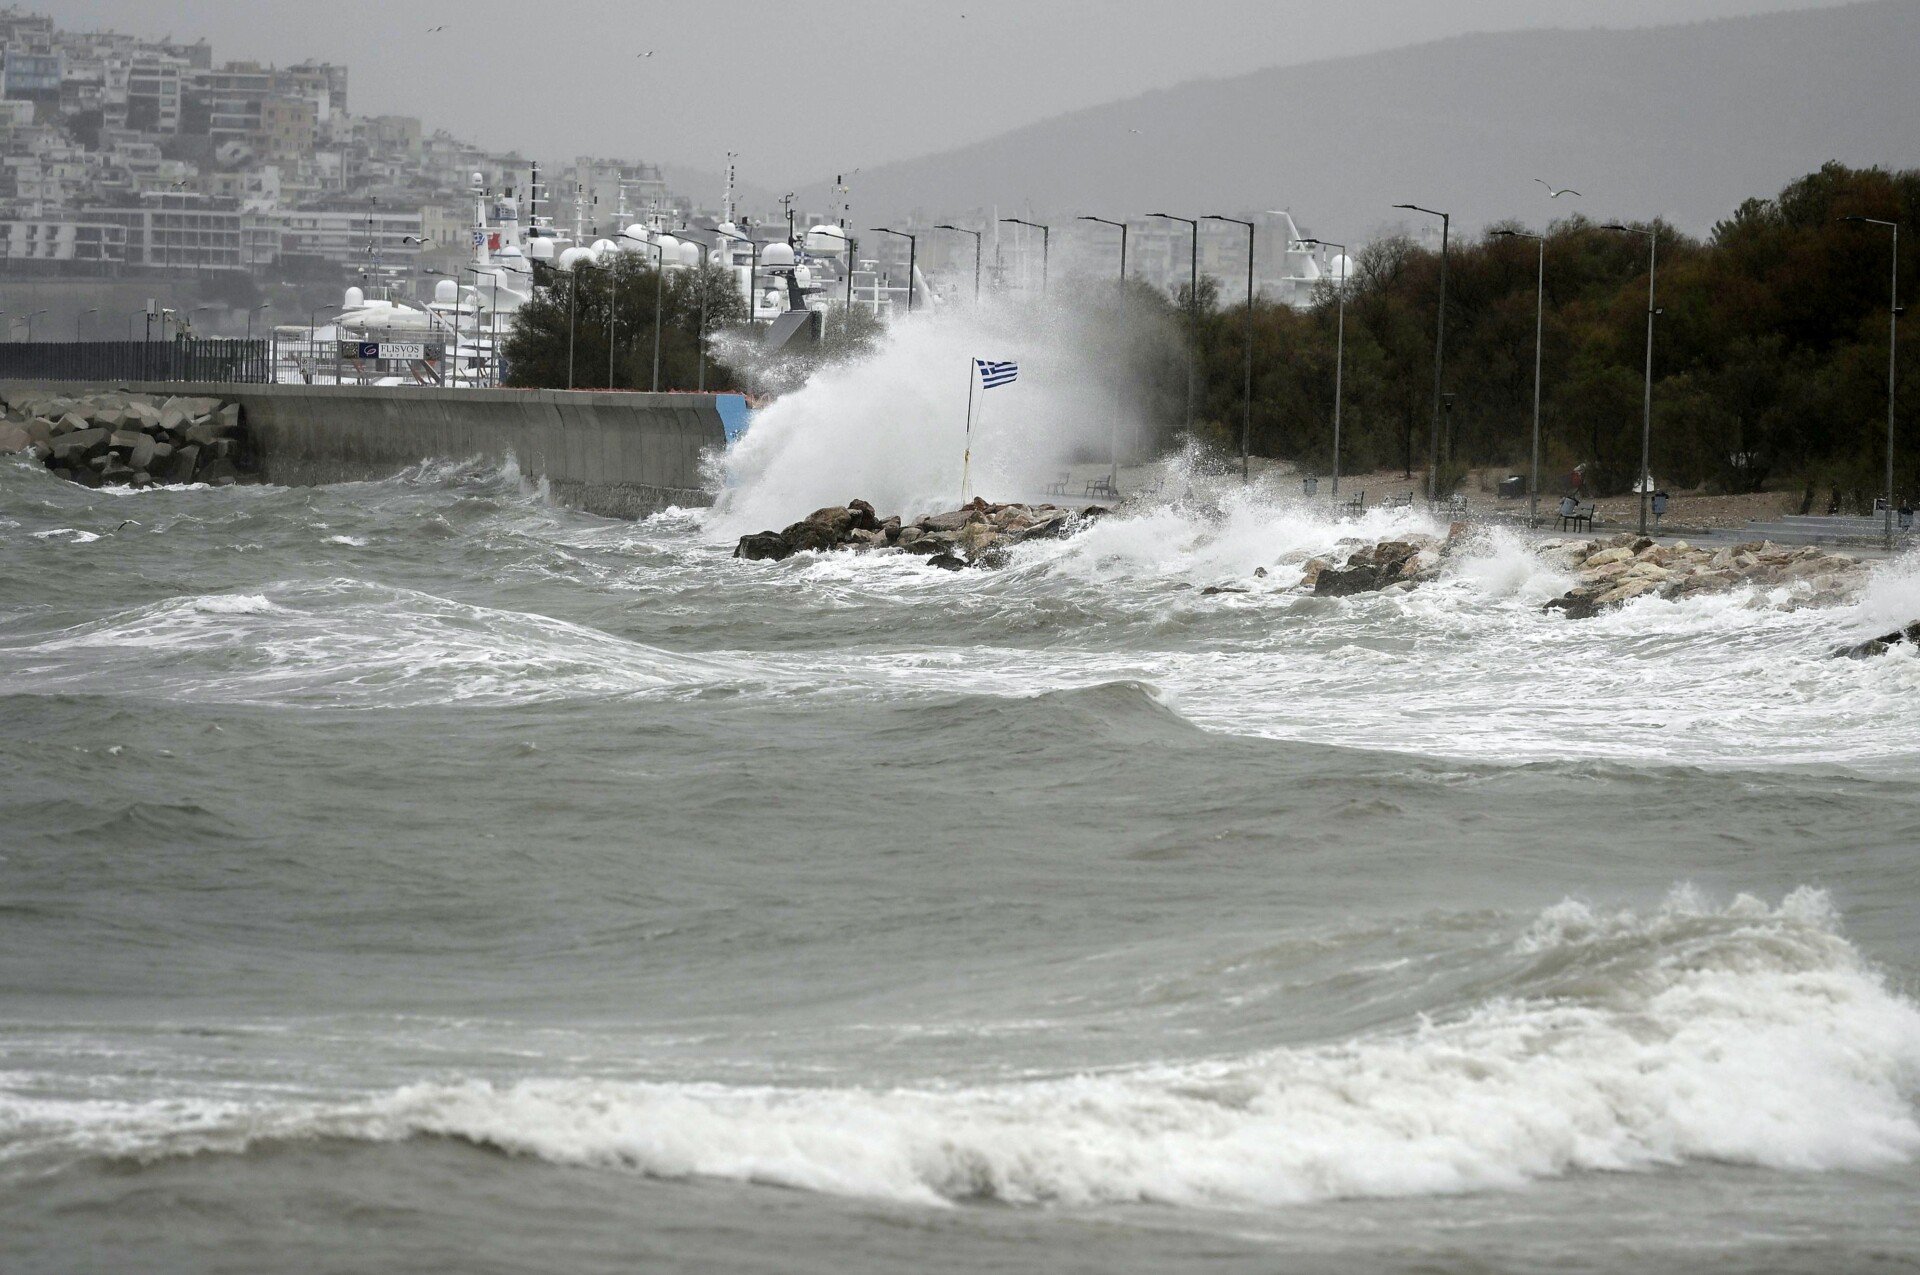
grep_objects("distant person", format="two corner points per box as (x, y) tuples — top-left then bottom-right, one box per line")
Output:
(1901, 501), (1914, 533)
(1559, 494), (1580, 519)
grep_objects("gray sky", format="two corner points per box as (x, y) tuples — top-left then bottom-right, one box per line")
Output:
(49, 0), (1858, 186)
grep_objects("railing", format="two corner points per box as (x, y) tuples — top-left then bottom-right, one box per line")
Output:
(0, 339), (274, 384)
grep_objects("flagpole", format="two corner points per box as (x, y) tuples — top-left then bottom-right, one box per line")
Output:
(962, 359), (976, 505)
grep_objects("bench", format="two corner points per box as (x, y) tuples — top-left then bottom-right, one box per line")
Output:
(1557, 507), (1593, 532)
(1431, 494), (1468, 517)
(1084, 474), (1118, 499)
(1338, 491), (1365, 517)
(1044, 471), (1069, 496)
(1385, 492), (1413, 510)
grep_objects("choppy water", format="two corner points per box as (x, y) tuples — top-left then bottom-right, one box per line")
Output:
(4, 453), (1920, 1274)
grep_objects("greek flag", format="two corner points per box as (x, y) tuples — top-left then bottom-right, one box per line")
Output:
(976, 359), (1018, 389)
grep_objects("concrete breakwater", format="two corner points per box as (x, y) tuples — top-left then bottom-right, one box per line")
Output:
(1, 388), (248, 489)
(0, 381), (725, 518)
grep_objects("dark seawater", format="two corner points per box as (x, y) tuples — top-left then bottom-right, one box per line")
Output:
(4, 454), (1920, 1274)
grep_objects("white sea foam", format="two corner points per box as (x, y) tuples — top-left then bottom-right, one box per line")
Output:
(0, 581), (759, 707)
(10, 891), (1912, 1210)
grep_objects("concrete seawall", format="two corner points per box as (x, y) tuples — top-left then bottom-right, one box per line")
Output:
(0, 381), (725, 519)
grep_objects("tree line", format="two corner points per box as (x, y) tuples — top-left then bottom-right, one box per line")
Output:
(1180, 162), (1915, 506)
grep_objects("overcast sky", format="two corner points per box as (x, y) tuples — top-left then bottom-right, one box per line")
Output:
(48, 0), (1859, 186)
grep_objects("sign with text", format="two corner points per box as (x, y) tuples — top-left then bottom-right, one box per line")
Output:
(339, 342), (441, 361)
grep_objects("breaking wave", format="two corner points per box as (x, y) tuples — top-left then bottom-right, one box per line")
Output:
(11, 889), (1915, 1210)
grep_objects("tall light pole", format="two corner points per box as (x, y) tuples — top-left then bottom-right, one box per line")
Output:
(711, 224), (760, 331)
(245, 302), (270, 343)
(1081, 216), (1132, 488)
(24, 308), (47, 343)
(1150, 213), (1200, 437)
(1491, 229), (1547, 526)
(999, 218), (1049, 296)
(1206, 215), (1255, 483)
(1301, 239), (1349, 496)
(934, 225), (982, 303)
(1394, 204), (1451, 502)
(617, 231), (673, 392)
(1603, 222), (1660, 536)
(869, 227), (917, 313)
(1841, 215), (1903, 551)
(1078, 216), (1128, 281)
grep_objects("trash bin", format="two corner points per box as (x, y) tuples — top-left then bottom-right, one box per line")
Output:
(1497, 475), (1525, 500)
(1652, 491), (1670, 518)
(1302, 476), (1319, 496)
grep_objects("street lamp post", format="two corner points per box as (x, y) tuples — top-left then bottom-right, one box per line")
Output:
(1602, 222), (1660, 536)
(1205, 215), (1255, 483)
(1078, 216), (1128, 281)
(869, 227), (917, 313)
(1301, 239), (1349, 496)
(617, 231), (673, 392)
(1841, 215), (1903, 551)
(999, 218), (1049, 296)
(1149, 213), (1200, 436)
(1491, 229), (1547, 526)
(933, 224), (982, 303)
(1394, 204), (1451, 502)
(245, 302), (270, 343)
(1080, 216), (1133, 487)
(25, 308), (47, 343)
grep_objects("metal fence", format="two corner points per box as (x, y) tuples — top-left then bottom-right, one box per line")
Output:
(0, 339), (274, 384)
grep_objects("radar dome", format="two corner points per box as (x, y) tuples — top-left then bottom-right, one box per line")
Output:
(761, 242), (797, 268)
(656, 235), (683, 265)
(343, 286), (365, 309)
(434, 279), (458, 304)
(794, 264), (814, 288)
(1328, 254), (1355, 286)
(680, 241), (703, 268)
(591, 239), (616, 257)
(803, 224), (849, 256)
(557, 246), (593, 272)
(624, 224), (651, 242)
(527, 237), (555, 262)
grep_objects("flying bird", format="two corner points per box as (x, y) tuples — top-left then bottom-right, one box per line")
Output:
(638, 50), (653, 57)
(1535, 178), (1582, 198)
(427, 24), (445, 32)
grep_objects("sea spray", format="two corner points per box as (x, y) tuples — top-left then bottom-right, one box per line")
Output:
(709, 289), (1184, 538)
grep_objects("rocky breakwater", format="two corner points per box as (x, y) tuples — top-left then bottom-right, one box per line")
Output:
(734, 497), (1105, 569)
(0, 390), (251, 489)
(1537, 534), (1868, 619)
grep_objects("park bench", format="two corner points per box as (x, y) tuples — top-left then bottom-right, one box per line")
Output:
(1045, 471), (1070, 496)
(1084, 474), (1118, 499)
(1557, 505), (1594, 532)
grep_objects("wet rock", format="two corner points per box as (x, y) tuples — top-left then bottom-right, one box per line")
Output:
(780, 519), (840, 553)
(1833, 620), (1920, 659)
(196, 458), (240, 486)
(0, 423), (29, 453)
(925, 553), (968, 571)
(162, 444), (201, 483)
(108, 429), (147, 453)
(1200, 585), (1249, 595)
(127, 437), (158, 472)
(50, 428), (110, 464)
(734, 531), (794, 561)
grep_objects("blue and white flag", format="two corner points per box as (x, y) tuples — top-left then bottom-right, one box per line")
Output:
(975, 359), (1018, 389)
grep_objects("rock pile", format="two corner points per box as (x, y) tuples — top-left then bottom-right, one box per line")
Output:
(1833, 621), (1920, 660)
(1537, 534), (1866, 619)
(1301, 527), (1464, 597)
(0, 390), (251, 489)
(735, 498), (1106, 568)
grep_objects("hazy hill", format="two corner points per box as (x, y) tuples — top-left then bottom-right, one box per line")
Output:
(800, 0), (1920, 238)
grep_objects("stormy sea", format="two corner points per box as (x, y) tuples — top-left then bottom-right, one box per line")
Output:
(5, 353), (1920, 1273)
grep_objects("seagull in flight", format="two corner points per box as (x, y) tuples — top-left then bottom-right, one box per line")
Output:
(638, 50), (654, 57)
(427, 24), (445, 32)
(1535, 178), (1581, 198)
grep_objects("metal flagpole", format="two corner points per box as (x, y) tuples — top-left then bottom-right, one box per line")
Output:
(962, 359), (977, 505)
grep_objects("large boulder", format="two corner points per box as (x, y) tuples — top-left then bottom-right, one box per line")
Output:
(0, 423), (29, 453)
(161, 444), (201, 483)
(107, 429), (147, 453)
(127, 436), (158, 472)
(49, 428), (111, 464)
(734, 531), (793, 561)
(1833, 620), (1920, 659)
